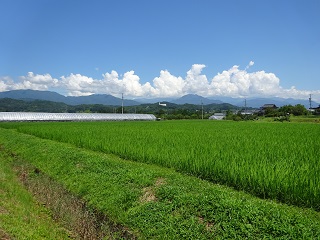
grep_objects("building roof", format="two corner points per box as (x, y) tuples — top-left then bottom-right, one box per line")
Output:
(213, 113), (225, 116)
(261, 104), (277, 108)
(310, 105), (320, 110)
(209, 113), (225, 120)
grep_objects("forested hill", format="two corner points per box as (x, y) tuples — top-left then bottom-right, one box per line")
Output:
(0, 98), (115, 113)
(0, 98), (239, 118)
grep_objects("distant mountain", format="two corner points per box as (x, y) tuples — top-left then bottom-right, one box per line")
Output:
(0, 89), (67, 103)
(66, 94), (139, 106)
(0, 90), (140, 106)
(171, 94), (222, 105)
(0, 97), (240, 114)
(0, 90), (318, 108)
(0, 98), (70, 112)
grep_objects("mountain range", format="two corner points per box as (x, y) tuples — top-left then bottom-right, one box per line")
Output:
(0, 89), (138, 106)
(0, 90), (318, 109)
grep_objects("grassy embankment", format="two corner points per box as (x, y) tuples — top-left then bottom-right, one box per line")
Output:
(0, 125), (319, 239)
(0, 147), (71, 239)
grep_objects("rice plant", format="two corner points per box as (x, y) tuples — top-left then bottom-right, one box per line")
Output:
(4, 120), (319, 209)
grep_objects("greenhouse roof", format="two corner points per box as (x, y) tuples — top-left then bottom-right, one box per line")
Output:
(0, 112), (156, 122)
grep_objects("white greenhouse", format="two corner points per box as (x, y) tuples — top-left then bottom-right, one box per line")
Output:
(0, 112), (156, 122)
(208, 113), (226, 120)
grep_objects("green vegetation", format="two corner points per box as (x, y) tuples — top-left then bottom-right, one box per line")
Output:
(2, 97), (319, 121)
(0, 127), (319, 239)
(225, 104), (315, 122)
(290, 115), (320, 123)
(1, 120), (319, 210)
(0, 98), (69, 113)
(0, 147), (70, 239)
(277, 104), (309, 116)
(0, 97), (239, 118)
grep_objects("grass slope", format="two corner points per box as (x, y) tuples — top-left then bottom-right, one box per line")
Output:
(0, 127), (319, 239)
(0, 147), (71, 239)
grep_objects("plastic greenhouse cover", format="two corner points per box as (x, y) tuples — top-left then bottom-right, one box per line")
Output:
(0, 112), (156, 121)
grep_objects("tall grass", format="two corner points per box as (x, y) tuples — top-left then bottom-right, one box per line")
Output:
(2, 120), (319, 209)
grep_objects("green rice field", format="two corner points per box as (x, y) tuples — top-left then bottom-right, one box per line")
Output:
(1, 120), (319, 210)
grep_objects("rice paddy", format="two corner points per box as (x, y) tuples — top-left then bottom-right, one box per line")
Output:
(1, 120), (319, 210)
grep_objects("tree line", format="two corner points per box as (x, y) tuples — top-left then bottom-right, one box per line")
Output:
(0, 98), (238, 119)
(0, 98), (314, 120)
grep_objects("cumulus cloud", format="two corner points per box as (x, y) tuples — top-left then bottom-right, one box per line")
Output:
(60, 74), (95, 96)
(0, 76), (15, 91)
(19, 72), (58, 90)
(0, 73), (58, 91)
(1, 62), (319, 102)
(183, 64), (209, 95)
(152, 70), (184, 97)
(209, 65), (281, 97)
(101, 70), (155, 97)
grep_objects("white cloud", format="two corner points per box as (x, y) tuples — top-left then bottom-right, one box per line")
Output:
(101, 70), (156, 97)
(245, 61), (254, 70)
(20, 72), (59, 90)
(102, 70), (122, 94)
(152, 70), (185, 97)
(60, 73), (95, 96)
(183, 64), (209, 95)
(280, 87), (320, 100)
(1, 62), (319, 102)
(0, 76), (15, 91)
(248, 71), (281, 95)
(0, 73), (58, 92)
(118, 70), (152, 97)
(22, 72), (57, 85)
(210, 65), (250, 96)
(209, 65), (282, 97)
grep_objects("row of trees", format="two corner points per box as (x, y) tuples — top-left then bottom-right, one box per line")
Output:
(264, 104), (308, 117)
(0, 98), (238, 119)
(0, 98), (314, 120)
(225, 104), (311, 122)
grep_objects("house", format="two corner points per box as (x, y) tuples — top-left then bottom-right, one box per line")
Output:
(310, 105), (320, 114)
(259, 104), (278, 115)
(261, 104), (278, 110)
(209, 113), (225, 120)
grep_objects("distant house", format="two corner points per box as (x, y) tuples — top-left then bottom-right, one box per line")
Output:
(261, 104), (278, 110)
(209, 113), (225, 120)
(240, 110), (257, 115)
(259, 104), (277, 114)
(310, 105), (320, 114)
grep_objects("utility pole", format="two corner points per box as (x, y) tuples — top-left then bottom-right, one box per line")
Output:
(244, 98), (247, 113)
(121, 93), (124, 114)
(244, 98), (247, 120)
(201, 100), (204, 119)
(309, 94), (312, 110)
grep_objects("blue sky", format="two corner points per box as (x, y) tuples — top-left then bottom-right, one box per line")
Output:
(1, 0), (320, 101)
